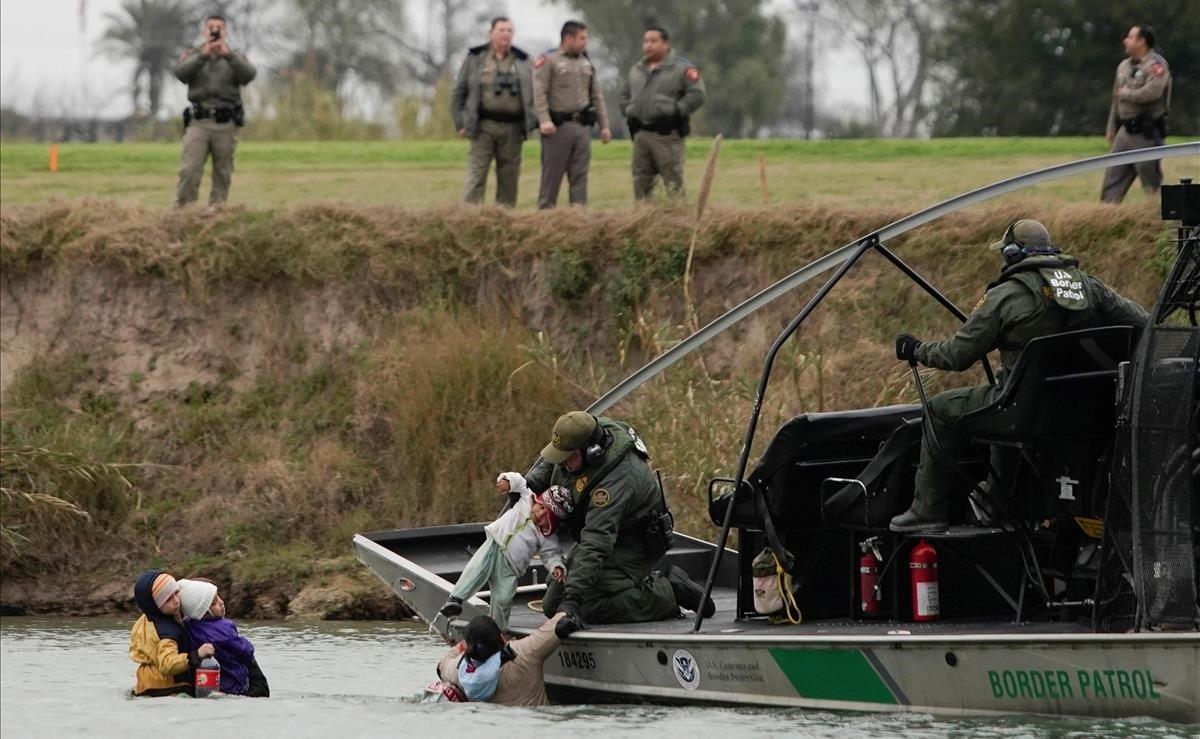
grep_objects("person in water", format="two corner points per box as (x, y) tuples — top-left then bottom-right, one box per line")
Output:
(129, 571), (215, 696)
(438, 474), (573, 631)
(178, 577), (270, 697)
(435, 613), (566, 705)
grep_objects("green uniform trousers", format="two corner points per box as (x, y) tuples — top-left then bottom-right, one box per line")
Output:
(632, 130), (685, 200)
(464, 119), (525, 207)
(538, 121), (591, 209)
(1100, 128), (1163, 204)
(542, 544), (677, 624)
(174, 118), (238, 207)
(911, 384), (998, 519)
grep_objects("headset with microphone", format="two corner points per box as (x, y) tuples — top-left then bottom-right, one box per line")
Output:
(582, 414), (609, 467)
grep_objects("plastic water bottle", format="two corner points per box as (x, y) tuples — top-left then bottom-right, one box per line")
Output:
(195, 655), (220, 698)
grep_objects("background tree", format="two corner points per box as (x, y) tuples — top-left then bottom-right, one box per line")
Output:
(931, 0), (1199, 136)
(559, 0), (788, 137)
(98, 0), (195, 117)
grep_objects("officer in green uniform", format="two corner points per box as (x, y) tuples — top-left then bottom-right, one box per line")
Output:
(1100, 24), (1172, 204)
(532, 21), (612, 209)
(889, 220), (1149, 532)
(619, 25), (706, 201)
(451, 17), (537, 207)
(526, 411), (714, 633)
(173, 14), (256, 207)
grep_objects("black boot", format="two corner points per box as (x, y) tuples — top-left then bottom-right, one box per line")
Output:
(666, 565), (715, 617)
(439, 596), (463, 618)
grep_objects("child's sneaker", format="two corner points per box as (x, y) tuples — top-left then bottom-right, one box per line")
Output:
(439, 596), (463, 618)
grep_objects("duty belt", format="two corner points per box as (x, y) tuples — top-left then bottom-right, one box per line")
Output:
(187, 103), (245, 126)
(549, 108), (597, 126)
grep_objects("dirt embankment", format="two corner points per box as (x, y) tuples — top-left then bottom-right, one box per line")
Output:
(0, 200), (1171, 618)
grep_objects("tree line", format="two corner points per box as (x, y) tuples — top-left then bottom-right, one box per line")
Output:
(96, 0), (1197, 138)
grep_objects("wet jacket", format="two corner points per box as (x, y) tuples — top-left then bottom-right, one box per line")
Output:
(451, 44), (537, 137)
(174, 47), (257, 108)
(619, 52), (706, 131)
(485, 484), (565, 575)
(526, 418), (662, 607)
(129, 571), (198, 696)
(915, 254), (1148, 377)
(185, 617), (257, 695)
(436, 613), (563, 706)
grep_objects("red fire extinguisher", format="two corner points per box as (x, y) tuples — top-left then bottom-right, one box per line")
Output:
(859, 537), (883, 616)
(909, 539), (940, 622)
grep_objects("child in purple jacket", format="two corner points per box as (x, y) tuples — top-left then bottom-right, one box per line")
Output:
(178, 578), (270, 697)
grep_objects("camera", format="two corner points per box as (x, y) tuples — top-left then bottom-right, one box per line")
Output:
(209, 27), (221, 41)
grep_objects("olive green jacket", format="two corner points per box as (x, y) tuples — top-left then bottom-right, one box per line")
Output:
(526, 418), (662, 606)
(450, 44), (537, 137)
(174, 48), (256, 108)
(915, 255), (1148, 375)
(618, 52), (706, 126)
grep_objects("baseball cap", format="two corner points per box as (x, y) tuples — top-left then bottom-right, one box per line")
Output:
(989, 219), (1052, 251)
(540, 411), (597, 464)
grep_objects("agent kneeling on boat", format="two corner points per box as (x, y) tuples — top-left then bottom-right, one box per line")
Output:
(889, 219), (1148, 533)
(432, 613), (566, 705)
(526, 411), (714, 636)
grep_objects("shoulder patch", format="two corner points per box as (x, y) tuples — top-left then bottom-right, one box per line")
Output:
(685, 66), (700, 82)
(1151, 62), (1165, 77)
(590, 488), (611, 507)
(534, 54), (547, 69)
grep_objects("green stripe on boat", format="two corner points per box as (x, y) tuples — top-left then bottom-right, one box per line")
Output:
(769, 648), (898, 704)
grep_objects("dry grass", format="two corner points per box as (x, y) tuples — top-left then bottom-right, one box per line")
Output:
(0, 197), (1176, 591)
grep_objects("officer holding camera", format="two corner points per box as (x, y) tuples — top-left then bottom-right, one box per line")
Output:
(532, 21), (611, 209)
(525, 411), (714, 634)
(173, 14), (256, 207)
(451, 17), (537, 207)
(1100, 24), (1172, 204)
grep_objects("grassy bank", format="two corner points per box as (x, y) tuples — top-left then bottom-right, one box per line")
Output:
(5, 137), (1193, 211)
(0, 195), (1175, 617)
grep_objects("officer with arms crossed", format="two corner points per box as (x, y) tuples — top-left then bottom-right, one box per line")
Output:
(1100, 24), (1171, 204)
(173, 14), (256, 207)
(619, 25), (706, 201)
(525, 411), (714, 636)
(451, 17), (537, 208)
(533, 21), (612, 209)
(889, 220), (1149, 533)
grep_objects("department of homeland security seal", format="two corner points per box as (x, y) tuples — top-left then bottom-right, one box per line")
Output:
(672, 649), (700, 691)
(591, 488), (610, 507)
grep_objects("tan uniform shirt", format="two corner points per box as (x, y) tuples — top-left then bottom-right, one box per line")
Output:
(436, 613), (564, 707)
(480, 52), (523, 116)
(532, 50), (609, 129)
(1106, 51), (1171, 136)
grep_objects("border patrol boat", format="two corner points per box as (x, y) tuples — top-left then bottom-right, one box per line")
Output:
(355, 144), (1200, 723)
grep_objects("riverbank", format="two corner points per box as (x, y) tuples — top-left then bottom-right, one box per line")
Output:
(0, 198), (1175, 618)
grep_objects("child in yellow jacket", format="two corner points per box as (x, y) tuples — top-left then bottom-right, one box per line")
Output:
(129, 571), (214, 696)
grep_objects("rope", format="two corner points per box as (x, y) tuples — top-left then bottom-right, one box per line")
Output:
(772, 552), (803, 625)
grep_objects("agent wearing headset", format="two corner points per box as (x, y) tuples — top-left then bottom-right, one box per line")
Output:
(889, 219), (1148, 533)
(525, 411), (714, 634)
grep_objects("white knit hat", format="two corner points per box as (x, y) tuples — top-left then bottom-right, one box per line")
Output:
(178, 579), (219, 620)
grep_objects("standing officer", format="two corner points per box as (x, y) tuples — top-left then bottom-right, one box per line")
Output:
(619, 25), (706, 201)
(451, 17), (537, 207)
(1100, 24), (1172, 204)
(525, 411), (714, 634)
(889, 220), (1148, 532)
(173, 14), (256, 207)
(533, 21), (612, 209)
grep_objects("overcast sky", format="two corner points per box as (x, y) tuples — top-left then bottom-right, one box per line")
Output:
(0, 0), (865, 121)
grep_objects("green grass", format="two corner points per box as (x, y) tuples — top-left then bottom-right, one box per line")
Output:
(4, 137), (1193, 211)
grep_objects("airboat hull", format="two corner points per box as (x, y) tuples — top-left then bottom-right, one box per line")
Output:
(353, 528), (1200, 722)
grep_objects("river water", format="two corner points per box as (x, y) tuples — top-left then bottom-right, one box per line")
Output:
(1, 617), (1194, 738)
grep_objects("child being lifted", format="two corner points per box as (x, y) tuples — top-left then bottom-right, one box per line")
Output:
(439, 473), (573, 631)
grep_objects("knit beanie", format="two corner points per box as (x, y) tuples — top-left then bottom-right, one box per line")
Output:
(151, 574), (179, 609)
(178, 578), (219, 620)
(539, 485), (574, 534)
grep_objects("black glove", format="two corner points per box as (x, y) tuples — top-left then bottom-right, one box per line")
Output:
(555, 601), (585, 639)
(895, 333), (921, 362)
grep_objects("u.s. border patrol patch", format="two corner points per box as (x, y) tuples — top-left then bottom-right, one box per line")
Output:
(591, 488), (611, 507)
(575, 476), (588, 493)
